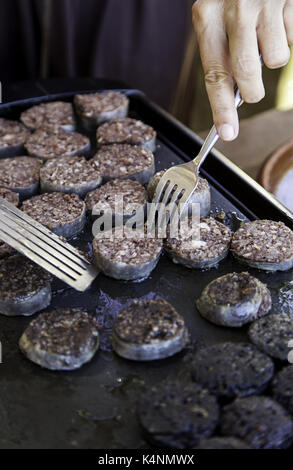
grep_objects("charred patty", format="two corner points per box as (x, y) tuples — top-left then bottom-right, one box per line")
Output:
(164, 217), (232, 269)
(96, 118), (156, 152)
(191, 342), (274, 399)
(0, 187), (19, 206)
(92, 227), (162, 280)
(25, 127), (90, 160)
(0, 188), (19, 258)
(85, 178), (148, 223)
(0, 156), (42, 200)
(0, 255), (52, 316)
(196, 272), (271, 327)
(272, 366), (293, 415)
(112, 299), (189, 361)
(138, 380), (219, 448)
(21, 192), (86, 238)
(19, 308), (99, 370)
(147, 171), (211, 217)
(40, 155), (102, 198)
(248, 314), (293, 361)
(91, 144), (155, 185)
(20, 101), (76, 131)
(74, 91), (129, 130)
(0, 118), (30, 157)
(231, 220), (293, 271)
(220, 396), (293, 449)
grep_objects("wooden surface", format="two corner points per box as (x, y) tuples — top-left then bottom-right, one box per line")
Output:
(199, 108), (293, 181)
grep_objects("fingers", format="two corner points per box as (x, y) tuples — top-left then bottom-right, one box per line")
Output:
(192, 1), (239, 141)
(284, 0), (293, 45)
(258, 1), (290, 68)
(226, 10), (265, 104)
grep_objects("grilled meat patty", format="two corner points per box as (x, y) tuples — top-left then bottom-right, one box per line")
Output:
(0, 156), (42, 200)
(21, 192), (86, 238)
(21, 101), (76, 131)
(97, 118), (156, 152)
(92, 226), (162, 280)
(40, 155), (102, 198)
(164, 217), (232, 269)
(196, 272), (271, 327)
(74, 91), (129, 130)
(25, 127), (90, 161)
(138, 380), (219, 449)
(0, 118), (30, 157)
(220, 396), (293, 449)
(231, 220), (293, 271)
(91, 144), (155, 185)
(19, 308), (99, 370)
(191, 342), (274, 399)
(86, 178), (148, 223)
(112, 299), (189, 361)
(248, 314), (293, 360)
(0, 255), (52, 316)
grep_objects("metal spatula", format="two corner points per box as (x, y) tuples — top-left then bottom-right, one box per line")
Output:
(0, 197), (99, 291)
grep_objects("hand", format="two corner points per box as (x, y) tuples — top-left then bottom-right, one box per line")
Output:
(192, 0), (293, 141)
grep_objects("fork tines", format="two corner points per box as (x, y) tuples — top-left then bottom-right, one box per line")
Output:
(0, 197), (98, 291)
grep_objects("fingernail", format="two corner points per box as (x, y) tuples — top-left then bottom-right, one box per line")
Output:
(219, 124), (235, 141)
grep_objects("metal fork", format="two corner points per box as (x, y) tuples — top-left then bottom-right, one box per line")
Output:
(0, 197), (99, 291)
(149, 86), (243, 233)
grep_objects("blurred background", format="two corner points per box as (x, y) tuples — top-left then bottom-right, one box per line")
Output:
(1, 0), (292, 131)
(1, 0), (293, 203)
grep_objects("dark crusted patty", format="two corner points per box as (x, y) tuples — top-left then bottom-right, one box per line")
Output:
(0, 242), (15, 259)
(195, 437), (250, 449)
(220, 396), (293, 449)
(91, 144), (155, 181)
(21, 192), (85, 229)
(204, 272), (257, 305)
(40, 155), (102, 187)
(196, 272), (271, 327)
(74, 91), (128, 116)
(0, 187), (19, 206)
(248, 314), (293, 360)
(97, 118), (156, 146)
(25, 127), (90, 160)
(0, 157), (42, 189)
(20, 101), (75, 131)
(0, 118), (30, 148)
(85, 178), (148, 214)
(0, 189), (19, 258)
(272, 366), (293, 415)
(0, 255), (52, 302)
(191, 342), (274, 399)
(114, 299), (185, 344)
(138, 380), (219, 448)
(231, 220), (293, 264)
(19, 308), (99, 370)
(93, 228), (162, 266)
(164, 218), (232, 266)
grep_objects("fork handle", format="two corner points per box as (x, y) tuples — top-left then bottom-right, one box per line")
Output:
(193, 86), (243, 169)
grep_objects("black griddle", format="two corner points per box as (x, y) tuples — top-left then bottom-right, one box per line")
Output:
(0, 83), (293, 449)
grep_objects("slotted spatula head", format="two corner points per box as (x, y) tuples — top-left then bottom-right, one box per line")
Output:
(0, 197), (99, 291)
